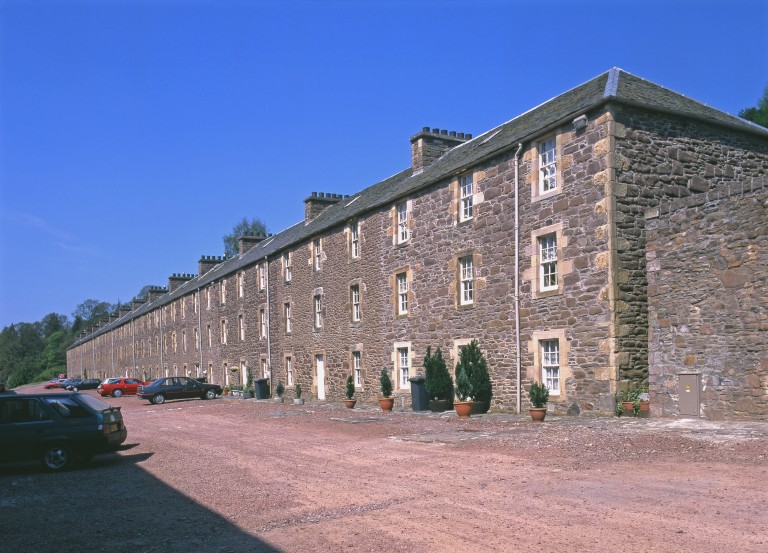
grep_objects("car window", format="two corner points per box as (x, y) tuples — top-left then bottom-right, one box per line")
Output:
(126, 379), (138, 384)
(177, 378), (191, 386)
(0, 398), (51, 424)
(160, 378), (175, 387)
(107, 378), (121, 385)
(77, 394), (112, 411)
(44, 397), (92, 418)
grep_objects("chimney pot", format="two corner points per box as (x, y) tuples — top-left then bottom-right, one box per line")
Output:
(466, 134), (472, 139)
(441, 129), (448, 135)
(422, 126), (430, 132)
(449, 131), (456, 137)
(432, 128), (440, 134)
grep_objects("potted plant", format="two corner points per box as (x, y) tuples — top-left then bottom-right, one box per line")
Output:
(453, 368), (473, 419)
(424, 346), (453, 412)
(379, 367), (394, 412)
(344, 375), (356, 409)
(294, 383), (304, 405)
(619, 388), (640, 416)
(223, 385), (230, 396)
(456, 340), (492, 414)
(636, 389), (651, 418)
(275, 381), (285, 403)
(242, 368), (254, 398)
(231, 384), (243, 398)
(528, 381), (549, 421)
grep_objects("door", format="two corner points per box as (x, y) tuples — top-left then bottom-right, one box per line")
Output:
(316, 354), (325, 400)
(679, 373), (700, 417)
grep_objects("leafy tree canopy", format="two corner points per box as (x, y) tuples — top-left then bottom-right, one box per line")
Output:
(738, 85), (768, 127)
(72, 299), (115, 327)
(223, 217), (268, 259)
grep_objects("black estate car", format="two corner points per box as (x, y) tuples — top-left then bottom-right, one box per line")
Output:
(137, 377), (222, 405)
(64, 379), (101, 392)
(0, 392), (127, 471)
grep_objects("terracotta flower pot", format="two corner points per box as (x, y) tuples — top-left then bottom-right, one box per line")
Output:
(530, 407), (547, 422)
(638, 400), (650, 418)
(454, 400), (473, 419)
(344, 399), (357, 409)
(621, 401), (634, 416)
(379, 397), (394, 412)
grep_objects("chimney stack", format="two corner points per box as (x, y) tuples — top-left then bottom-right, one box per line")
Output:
(304, 192), (344, 222)
(410, 127), (472, 173)
(147, 286), (168, 302)
(168, 273), (195, 292)
(238, 233), (267, 255)
(198, 256), (224, 276)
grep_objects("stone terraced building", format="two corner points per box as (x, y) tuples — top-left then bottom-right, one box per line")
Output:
(67, 68), (768, 419)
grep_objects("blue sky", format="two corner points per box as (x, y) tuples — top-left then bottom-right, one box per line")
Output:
(1, 0), (766, 329)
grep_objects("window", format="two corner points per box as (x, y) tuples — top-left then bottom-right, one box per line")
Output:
(460, 174), (474, 221)
(314, 239), (322, 271)
(220, 280), (226, 305)
(396, 273), (408, 315)
(182, 330), (187, 352)
(284, 303), (292, 334)
(206, 286), (212, 310)
(314, 295), (323, 329)
(539, 137), (557, 193)
(239, 272), (245, 297)
(460, 257), (474, 305)
(259, 263), (266, 291)
(220, 320), (227, 344)
(283, 252), (292, 282)
(541, 339), (560, 395)
(194, 328), (199, 351)
(181, 299), (186, 319)
(239, 315), (245, 341)
(396, 202), (409, 244)
(353, 351), (362, 387)
(0, 398), (50, 424)
(398, 347), (410, 389)
(259, 309), (266, 339)
(261, 358), (269, 379)
(350, 222), (360, 258)
(351, 285), (361, 322)
(194, 292), (199, 314)
(172, 332), (177, 353)
(539, 234), (558, 291)
(286, 356), (293, 387)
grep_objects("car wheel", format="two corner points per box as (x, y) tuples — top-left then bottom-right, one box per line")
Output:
(205, 389), (217, 400)
(72, 387), (79, 392)
(113, 389), (123, 398)
(42, 444), (73, 471)
(152, 394), (165, 405)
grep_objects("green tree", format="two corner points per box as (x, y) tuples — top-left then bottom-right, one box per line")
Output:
(454, 340), (492, 404)
(423, 346), (453, 401)
(738, 85), (768, 127)
(72, 299), (114, 328)
(223, 217), (268, 258)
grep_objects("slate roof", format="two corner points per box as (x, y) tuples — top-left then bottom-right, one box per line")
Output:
(71, 67), (768, 347)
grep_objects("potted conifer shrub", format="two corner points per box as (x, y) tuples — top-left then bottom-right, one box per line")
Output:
(379, 367), (394, 412)
(275, 381), (285, 403)
(453, 368), (473, 419)
(528, 381), (549, 422)
(294, 383), (304, 405)
(424, 346), (453, 412)
(344, 375), (356, 409)
(456, 340), (492, 414)
(242, 368), (254, 399)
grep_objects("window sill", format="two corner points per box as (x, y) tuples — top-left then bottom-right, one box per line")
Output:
(534, 287), (562, 299)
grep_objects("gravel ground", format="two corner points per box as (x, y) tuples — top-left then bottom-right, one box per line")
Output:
(2, 384), (767, 553)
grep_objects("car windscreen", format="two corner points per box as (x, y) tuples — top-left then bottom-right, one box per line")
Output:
(44, 397), (93, 418)
(76, 394), (114, 412)
(105, 378), (121, 385)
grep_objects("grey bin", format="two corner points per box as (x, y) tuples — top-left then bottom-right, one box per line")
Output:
(409, 376), (429, 411)
(253, 377), (270, 400)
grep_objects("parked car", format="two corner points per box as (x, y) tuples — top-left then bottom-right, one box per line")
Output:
(0, 392), (127, 471)
(137, 377), (222, 405)
(43, 378), (69, 390)
(65, 379), (101, 392)
(97, 377), (149, 398)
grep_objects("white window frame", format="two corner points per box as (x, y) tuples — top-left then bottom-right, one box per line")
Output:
(539, 137), (557, 193)
(261, 358), (269, 379)
(284, 302), (292, 334)
(194, 292), (199, 314)
(238, 272), (245, 298)
(539, 233), (558, 291)
(194, 328), (199, 351)
(283, 252), (292, 282)
(397, 202), (409, 244)
(207, 325), (212, 348)
(181, 299), (186, 319)
(351, 285), (361, 322)
(259, 263), (266, 291)
(460, 174), (474, 221)
(220, 320), (227, 345)
(350, 222), (360, 258)
(182, 330), (187, 352)
(398, 347), (410, 389)
(286, 357), (293, 387)
(260, 309), (266, 339)
(314, 294), (323, 329)
(460, 256), (474, 305)
(239, 315), (245, 341)
(353, 351), (362, 387)
(314, 239), (322, 271)
(396, 273), (408, 315)
(220, 279), (226, 305)
(541, 339), (561, 395)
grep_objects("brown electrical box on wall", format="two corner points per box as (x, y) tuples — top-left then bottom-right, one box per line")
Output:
(678, 372), (701, 417)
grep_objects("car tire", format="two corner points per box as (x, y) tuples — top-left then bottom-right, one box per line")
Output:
(113, 389), (123, 398)
(42, 443), (73, 471)
(72, 387), (79, 392)
(205, 389), (217, 400)
(152, 394), (165, 405)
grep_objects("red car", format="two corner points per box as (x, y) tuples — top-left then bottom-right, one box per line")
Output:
(43, 378), (70, 389)
(97, 378), (149, 398)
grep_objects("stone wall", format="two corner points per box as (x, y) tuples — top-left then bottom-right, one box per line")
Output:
(612, 104), (768, 386)
(646, 179), (768, 420)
